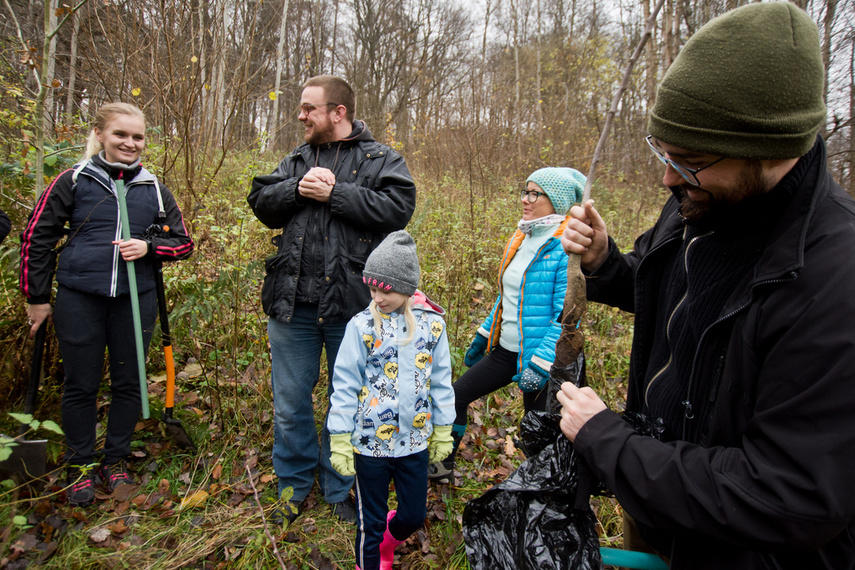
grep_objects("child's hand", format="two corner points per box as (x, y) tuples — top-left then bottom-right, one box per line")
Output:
(330, 433), (355, 476)
(428, 425), (454, 463)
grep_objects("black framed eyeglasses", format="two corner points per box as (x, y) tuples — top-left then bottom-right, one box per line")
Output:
(299, 102), (339, 115)
(645, 135), (726, 187)
(520, 189), (547, 202)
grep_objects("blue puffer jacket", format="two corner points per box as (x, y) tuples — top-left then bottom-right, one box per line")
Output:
(480, 218), (568, 373)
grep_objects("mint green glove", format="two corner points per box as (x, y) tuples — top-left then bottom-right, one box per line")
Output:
(329, 433), (355, 477)
(428, 425), (454, 463)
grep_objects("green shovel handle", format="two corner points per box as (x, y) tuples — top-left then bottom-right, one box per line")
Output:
(115, 177), (150, 419)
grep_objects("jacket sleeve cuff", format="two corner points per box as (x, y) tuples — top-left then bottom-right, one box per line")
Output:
(27, 295), (51, 305)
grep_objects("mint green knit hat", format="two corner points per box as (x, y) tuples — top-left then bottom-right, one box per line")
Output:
(525, 167), (586, 214)
(649, 2), (826, 160)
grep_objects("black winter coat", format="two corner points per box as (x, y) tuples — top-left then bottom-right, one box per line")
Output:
(247, 121), (416, 324)
(576, 137), (855, 569)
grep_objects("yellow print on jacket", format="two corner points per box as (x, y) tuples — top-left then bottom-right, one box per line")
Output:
(359, 386), (369, 402)
(430, 320), (444, 339)
(376, 424), (396, 441)
(384, 362), (398, 379)
(413, 412), (428, 428)
(415, 351), (431, 369)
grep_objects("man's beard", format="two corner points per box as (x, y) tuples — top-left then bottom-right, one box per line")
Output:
(304, 120), (336, 145)
(678, 159), (770, 220)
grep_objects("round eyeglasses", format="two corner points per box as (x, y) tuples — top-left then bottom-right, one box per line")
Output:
(645, 135), (726, 187)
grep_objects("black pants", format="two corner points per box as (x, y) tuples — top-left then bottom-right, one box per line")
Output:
(54, 285), (157, 466)
(354, 450), (428, 570)
(452, 344), (549, 427)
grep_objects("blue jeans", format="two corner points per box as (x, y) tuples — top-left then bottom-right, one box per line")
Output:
(267, 303), (353, 503)
(354, 450), (429, 570)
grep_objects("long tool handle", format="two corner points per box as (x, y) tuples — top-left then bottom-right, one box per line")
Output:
(115, 177), (150, 419)
(19, 320), (48, 435)
(153, 260), (177, 418)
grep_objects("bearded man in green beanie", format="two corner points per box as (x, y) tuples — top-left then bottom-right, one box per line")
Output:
(558, 2), (855, 569)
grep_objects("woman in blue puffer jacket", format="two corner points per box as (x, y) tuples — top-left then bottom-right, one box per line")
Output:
(428, 167), (585, 481)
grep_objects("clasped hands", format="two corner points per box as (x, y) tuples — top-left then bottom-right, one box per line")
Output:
(299, 167), (336, 202)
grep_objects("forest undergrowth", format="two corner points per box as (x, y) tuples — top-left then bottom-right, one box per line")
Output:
(0, 147), (666, 569)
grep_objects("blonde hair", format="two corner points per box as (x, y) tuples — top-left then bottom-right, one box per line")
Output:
(84, 103), (147, 160)
(369, 296), (415, 346)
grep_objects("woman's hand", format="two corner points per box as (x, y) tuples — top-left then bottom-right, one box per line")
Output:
(561, 200), (609, 272)
(112, 238), (149, 261)
(27, 303), (52, 339)
(556, 382), (607, 442)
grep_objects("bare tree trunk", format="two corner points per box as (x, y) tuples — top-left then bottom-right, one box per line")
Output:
(65, 9), (79, 121)
(849, 33), (854, 198)
(663, 0), (674, 67)
(536, 0), (543, 156)
(271, 0), (290, 151)
(644, 0), (657, 110)
(331, 0), (339, 73)
(31, 0), (88, 198)
(198, 0), (209, 148)
(820, 0), (837, 140)
(44, 0), (57, 127)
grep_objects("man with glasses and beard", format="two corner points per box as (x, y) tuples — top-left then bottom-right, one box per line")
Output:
(248, 75), (416, 525)
(559, 3), (855, 569)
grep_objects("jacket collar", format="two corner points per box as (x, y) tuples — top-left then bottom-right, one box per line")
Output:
(79, 158), (156, 189)
(653, 136), (826, 286)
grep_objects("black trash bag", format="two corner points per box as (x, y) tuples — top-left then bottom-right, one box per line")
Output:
(462, 410), (602, 569)
(462, 348), (667, 570)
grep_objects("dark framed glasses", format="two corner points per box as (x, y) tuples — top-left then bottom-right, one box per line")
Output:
(646, 135), (726, 187)
(299, 102), (339, 115)
(520, 189), (547, 202)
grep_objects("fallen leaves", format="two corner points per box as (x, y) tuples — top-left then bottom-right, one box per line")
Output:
(89, 527), (110, 543)
(178, 489), (209, 511)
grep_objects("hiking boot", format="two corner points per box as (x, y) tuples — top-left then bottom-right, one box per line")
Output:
(427, 459), (454, 483)
(331, 498), (357, 524)
(66, 464), (97, 507)
(98, 460), (134, 493)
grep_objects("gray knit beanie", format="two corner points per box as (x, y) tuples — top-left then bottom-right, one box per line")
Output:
(649, 2), (826, 160)
(363, 230), (420, 296)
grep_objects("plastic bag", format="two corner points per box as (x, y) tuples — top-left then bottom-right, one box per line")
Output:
(462, 350), (666, 569)
(463, 352), (602, 569)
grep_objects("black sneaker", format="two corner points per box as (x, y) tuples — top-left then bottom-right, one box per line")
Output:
(427, 459), (454, 483)
(98, 460), (134, 493)
(66, 464), (97, 507)
(331, 498), (357, 524)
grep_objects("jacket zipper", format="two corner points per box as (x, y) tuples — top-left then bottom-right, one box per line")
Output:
(644, 227), (713, 408)
(515, 236), (559, 371)
(681, 271), (799, 440)
(83, 170), (147, 298)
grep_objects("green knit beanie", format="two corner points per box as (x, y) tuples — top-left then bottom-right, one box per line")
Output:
(649, 2), (826, 160)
